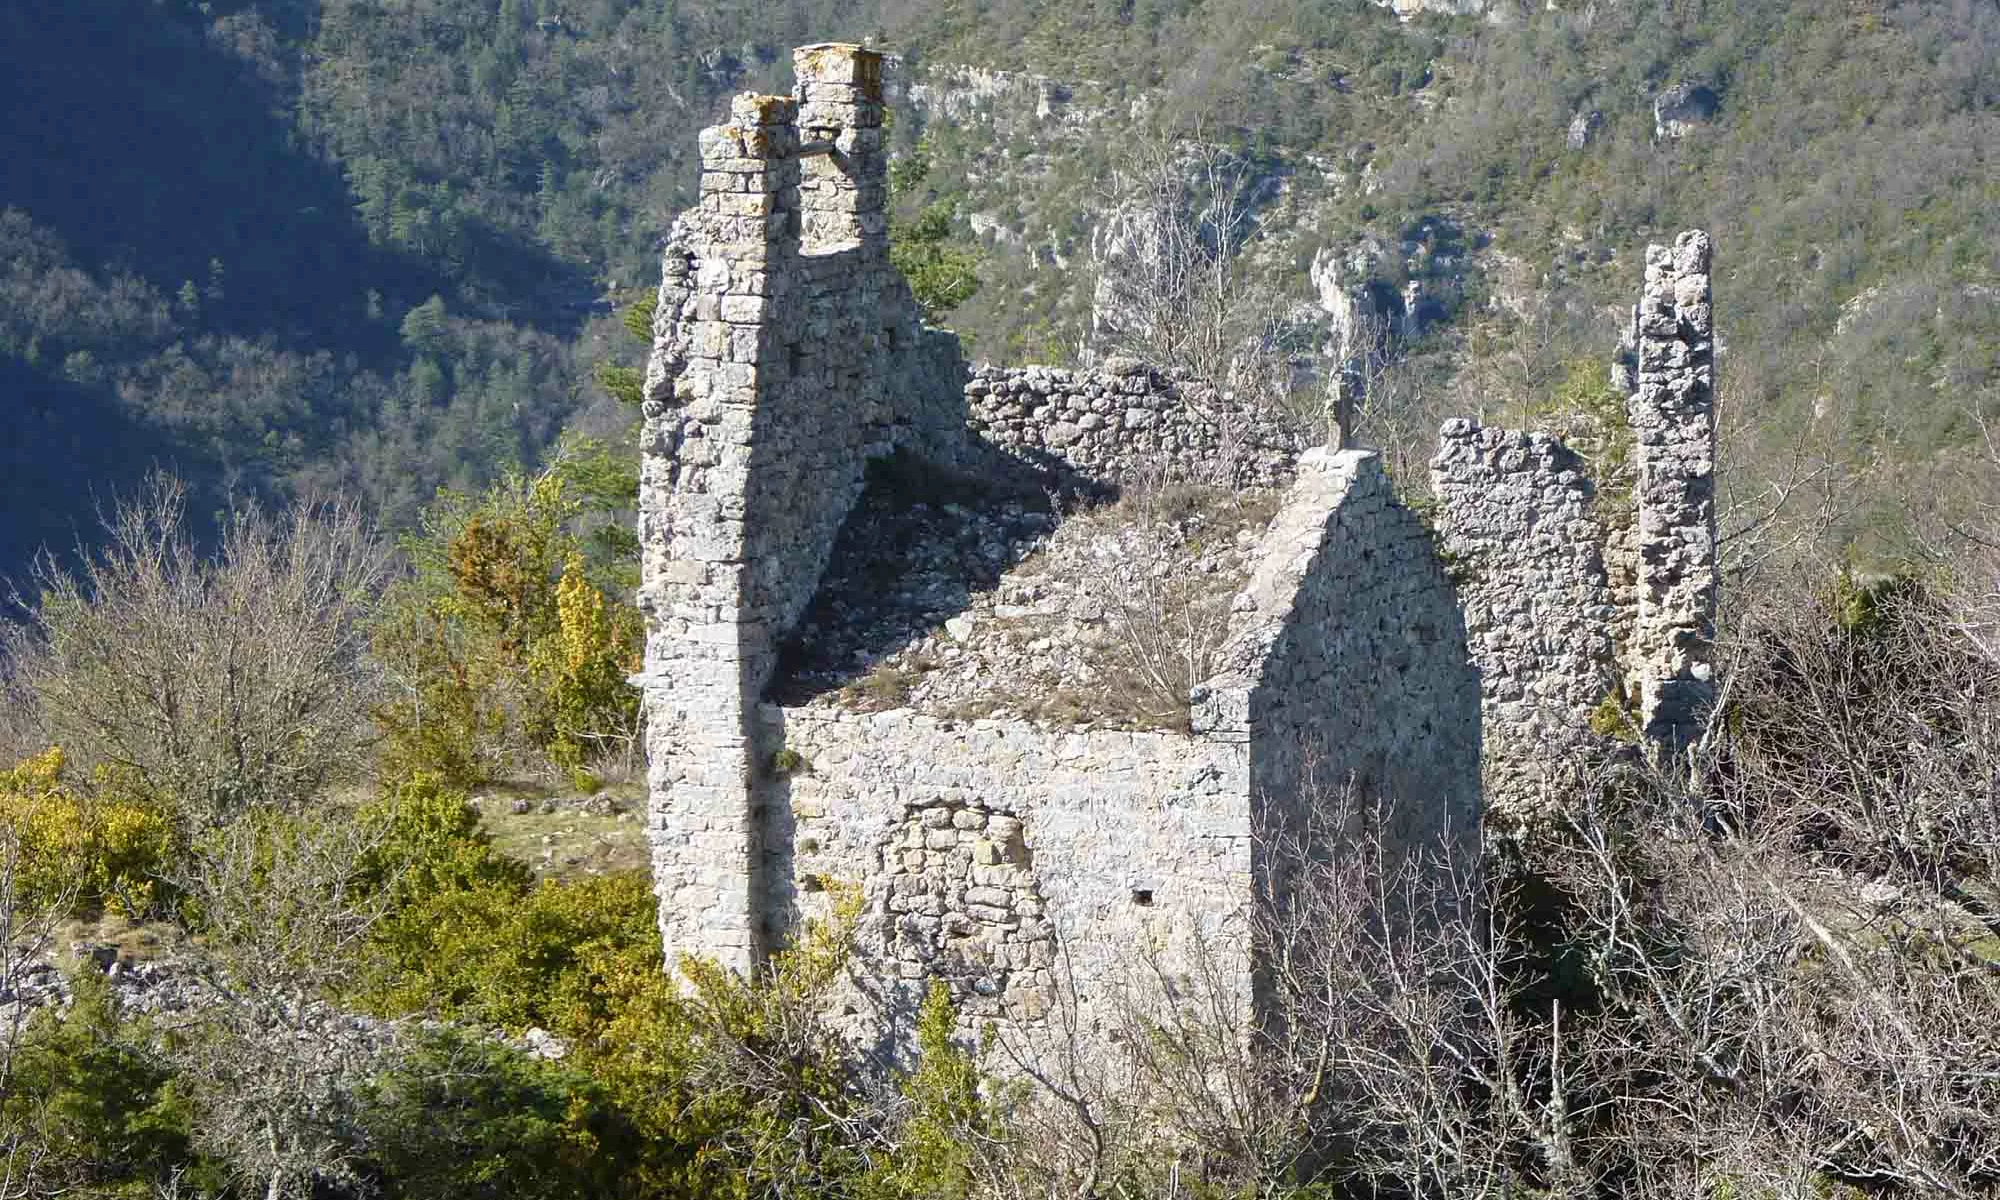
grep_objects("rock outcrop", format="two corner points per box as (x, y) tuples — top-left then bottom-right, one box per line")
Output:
(1653, 82), (1720, 139)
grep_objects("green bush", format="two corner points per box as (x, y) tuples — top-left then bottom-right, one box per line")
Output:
(371, 459), (641, 789)
(361, 1026), (638, 1200)
(0, 969), (214, 1197)
(891, 199), (984, 322)
(862, 982), (996, 1200)
(353, 772), (661, 1034)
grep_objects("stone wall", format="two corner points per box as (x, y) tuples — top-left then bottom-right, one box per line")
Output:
(1429, 232), (1719, 815)
(635, 48), (1720, 1068)
(758, 705), (1253, 1057)
(964, 360), (1301, 489)
(735, 447), (1475, 1065)
(635, 45), (963, 974)
(1431, 424), (1618, 824)
(1199, 448), (1480, 892)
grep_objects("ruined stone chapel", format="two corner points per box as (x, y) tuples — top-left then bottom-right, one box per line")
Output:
(633, 43), (1718, 1063)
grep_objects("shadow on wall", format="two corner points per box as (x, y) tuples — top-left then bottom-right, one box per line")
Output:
(1238, 454), (1482, 924)
(767, 438), (1109, 706)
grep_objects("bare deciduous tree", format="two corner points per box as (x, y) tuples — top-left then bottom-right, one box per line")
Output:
(5, 475), (389, 827)
(1091, 132), (1311, 441)
(1086, 471), (1274, 730)
(971, 618), (2000, 1198)
(1342, 309), (1457, 490)
(163, 812), (396, 1200)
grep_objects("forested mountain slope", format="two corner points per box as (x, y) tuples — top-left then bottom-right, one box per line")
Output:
(1, 0), (1993, 576)
(899, 0), (1997, 542)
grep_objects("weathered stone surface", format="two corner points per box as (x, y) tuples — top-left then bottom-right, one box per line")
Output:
(1431, 230), (1719, 810)
(964, 361), (1301, 489)
(1566, 108), (1604, 151)
(1200, 448), (1481, 860)
(2, 951), (568, 1064)
(637, 43), (965, 977)
(1432, 423), (1617, 825)
(1372, 0), (1490, 20)
(758, 448), (1475, 1061)
(1627, 230), (1717, 757)
(1653, 82), (1720, 140)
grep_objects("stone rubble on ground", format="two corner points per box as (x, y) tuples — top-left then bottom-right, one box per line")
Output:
(0, 947), (569, 1063)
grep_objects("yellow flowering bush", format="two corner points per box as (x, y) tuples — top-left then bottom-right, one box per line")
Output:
(0, 748), (173, 916)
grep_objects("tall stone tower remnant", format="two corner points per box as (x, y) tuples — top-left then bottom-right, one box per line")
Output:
(1628, 231), (1717, 755)
(633, 44), (963, 975)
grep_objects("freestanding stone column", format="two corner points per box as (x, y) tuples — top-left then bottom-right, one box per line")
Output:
(1628, 230), (1717, 758)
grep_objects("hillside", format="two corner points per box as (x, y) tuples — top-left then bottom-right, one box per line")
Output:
(894, 2), (1997, 539)
(0, 0), (1993, 579)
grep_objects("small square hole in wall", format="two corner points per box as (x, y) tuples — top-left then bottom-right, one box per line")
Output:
(1131, 888), (1154, 907)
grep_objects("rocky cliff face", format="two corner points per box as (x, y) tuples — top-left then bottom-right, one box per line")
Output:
(1374, 0), (1491, 17)
(1653, 82), (1720, 139)
(896, 53), (1492, 432)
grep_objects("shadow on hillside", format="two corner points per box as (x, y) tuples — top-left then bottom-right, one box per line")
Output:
(0, 357), (179, 599)
(0, 1), (591, 348)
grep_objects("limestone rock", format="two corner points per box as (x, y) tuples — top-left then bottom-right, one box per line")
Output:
(1653, 82), (1720, 139)
(1566, 108), (1603, 151)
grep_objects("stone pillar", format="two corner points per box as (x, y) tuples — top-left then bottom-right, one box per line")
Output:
(1628, 230), (1717, 758)
(637, 92), (799, 978)
(792, 43), (885, 254)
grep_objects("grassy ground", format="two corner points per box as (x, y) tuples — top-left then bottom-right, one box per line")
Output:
(55, 912), (184, 966)
(472, 778), (651, 880)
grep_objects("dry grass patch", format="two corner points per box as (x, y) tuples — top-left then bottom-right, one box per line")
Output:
(472, 779), (649, 880)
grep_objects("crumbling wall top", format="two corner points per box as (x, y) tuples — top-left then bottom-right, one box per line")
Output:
(795, 43), (885, 101)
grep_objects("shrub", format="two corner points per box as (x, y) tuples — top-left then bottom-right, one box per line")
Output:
(372, 461), (641, 789)
(891, 199), (984, 321)
(863, 982), (997, 1200)
(4, 477), (388, 827)
(0, 747), (173, 917)
(527, 554), (642, 787)
(0, 967), (211, 1196)
(353, 774), (660, 1033)
(360, 1026), (635, 1200)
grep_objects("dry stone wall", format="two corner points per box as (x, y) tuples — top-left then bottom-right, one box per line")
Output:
(741, 448), (1476, 1064)
(1430, 231), (1719, 815)
(1431, 424), (1617, 824)
(636, 46), (962, 974)
(1199, 448), (1481, 860)
(636, 47), (1720, 1068)
(1628, 231), (1718, 756)
(964, 360), (1301, 489)
(759, 705), (1254, 1056)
